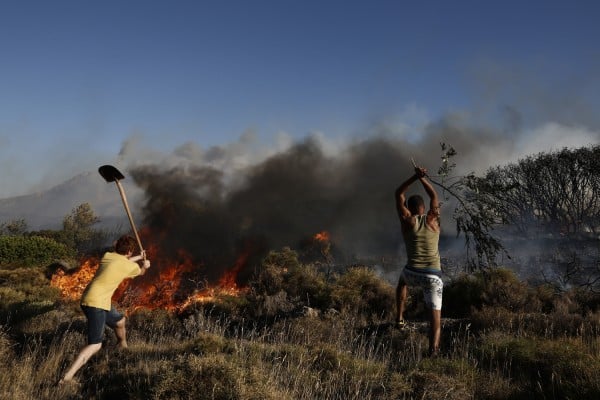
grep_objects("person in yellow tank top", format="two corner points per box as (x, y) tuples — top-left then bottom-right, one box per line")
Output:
(395, 164), (443, 356)
(59, 235), (151, 384)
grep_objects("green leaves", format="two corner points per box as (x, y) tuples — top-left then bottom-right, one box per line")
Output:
(0, 235), (75, 267)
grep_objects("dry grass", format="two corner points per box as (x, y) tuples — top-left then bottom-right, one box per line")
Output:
(1, 264), (599, 399)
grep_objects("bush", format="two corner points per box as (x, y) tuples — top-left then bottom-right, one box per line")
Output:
(443, 274), (485, 318)
(250, 247), (301, 296)
(246, 248), (331, 317)
(444, 268), (542, 318)
(0, 235), (75, 267)
(480, 268), (537, 312)
(330, 266), (395, 320)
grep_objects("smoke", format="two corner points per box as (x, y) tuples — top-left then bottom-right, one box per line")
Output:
(124, 115), (600, 283)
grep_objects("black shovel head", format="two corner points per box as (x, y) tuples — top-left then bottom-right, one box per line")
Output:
(99, 165), (125, 182)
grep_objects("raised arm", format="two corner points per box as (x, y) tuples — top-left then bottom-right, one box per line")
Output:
(417, 171), (440, 226)
(418, 174), (439, 211)
(395, 173), (418, 220)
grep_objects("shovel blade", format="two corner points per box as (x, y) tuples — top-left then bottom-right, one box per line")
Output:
(99, 165), (125, 182)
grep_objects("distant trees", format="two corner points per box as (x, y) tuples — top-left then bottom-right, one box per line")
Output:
(60, 202), (107, 255)
(444, 145), (600, 291)
(0, 203), (109, 266)
(466, 146), (600, 238)
(0, 219), (28, 236)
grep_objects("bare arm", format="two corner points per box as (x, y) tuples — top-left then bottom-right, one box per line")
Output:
(395, 174), (418, 220)
(418, 174), (439, 213)
(416, 171), (440, 227)
(130, 254), (151, 276)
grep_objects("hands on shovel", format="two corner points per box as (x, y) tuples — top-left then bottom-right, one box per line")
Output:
(129, 251), (151, 269)
(411, 157), (428, 179)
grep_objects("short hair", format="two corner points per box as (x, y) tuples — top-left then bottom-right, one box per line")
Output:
(407, 195), (424, 213)
(114, 235), (137, 255)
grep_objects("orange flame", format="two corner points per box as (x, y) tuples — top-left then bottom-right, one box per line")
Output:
(313, 230), (330, 242)
(50, 245), (248, 314)
(51, 258), (99, 301)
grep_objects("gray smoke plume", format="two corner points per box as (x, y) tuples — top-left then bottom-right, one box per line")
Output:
(124, 115), (600, 284)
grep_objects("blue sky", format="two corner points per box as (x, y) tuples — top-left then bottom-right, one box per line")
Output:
(1, 0), (599, 197)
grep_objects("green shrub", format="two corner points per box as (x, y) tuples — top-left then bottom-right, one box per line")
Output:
(330, 266), (394, 320)
(443, 273), (485, 318)
(445, 268), (542, 318)
(250, 247), (301, 296)
(246, 248), (331, 316)
(0, 235), (75, 267)
(480, 268), (536, 312)
(285, 264), (330, 308)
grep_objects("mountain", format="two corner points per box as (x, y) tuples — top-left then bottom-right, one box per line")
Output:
(0, 171), (144, 231)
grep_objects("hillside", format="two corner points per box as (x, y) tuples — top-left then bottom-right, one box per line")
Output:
(0, 171), (143, 230)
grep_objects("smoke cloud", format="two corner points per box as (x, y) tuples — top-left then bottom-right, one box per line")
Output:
(125, 116), (600, 283)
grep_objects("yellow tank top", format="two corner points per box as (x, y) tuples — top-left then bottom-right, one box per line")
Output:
(402, 214), (441, 270)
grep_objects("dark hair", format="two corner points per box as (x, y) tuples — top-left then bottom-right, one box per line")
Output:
(407, 195), (424, 213)
(114, 235), (137, 255)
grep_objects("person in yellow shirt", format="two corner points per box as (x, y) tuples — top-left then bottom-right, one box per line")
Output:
(59, 235), (150, 383)
(395, 165), (443, 356)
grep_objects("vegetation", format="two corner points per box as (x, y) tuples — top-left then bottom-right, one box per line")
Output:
(0, 146), (598, 398)
(34, 203), (110, 257)
(433, 145), (600, 292)
(0, 235), (75, 267)
(0, 245), (599, 400)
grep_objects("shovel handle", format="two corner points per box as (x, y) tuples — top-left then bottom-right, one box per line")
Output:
(114, 180), (145, 259)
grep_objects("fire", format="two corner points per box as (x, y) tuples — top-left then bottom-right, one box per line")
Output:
(314, 230), (330, 242)
(50, 245), (248, 314)
(310, 230), (333, 264)
(51, 258), (99, 301)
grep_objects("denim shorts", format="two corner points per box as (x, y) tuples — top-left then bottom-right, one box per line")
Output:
(81, 305), (124, 344)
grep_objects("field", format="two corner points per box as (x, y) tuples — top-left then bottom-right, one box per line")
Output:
(1, 249), (599, 400)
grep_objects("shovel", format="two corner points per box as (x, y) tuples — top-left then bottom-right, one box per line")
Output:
(98, 165), (145, 258)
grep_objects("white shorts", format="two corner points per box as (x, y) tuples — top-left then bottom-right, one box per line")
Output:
(400, 267), (443, 311)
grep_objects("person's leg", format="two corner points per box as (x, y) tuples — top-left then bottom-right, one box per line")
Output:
(113, 317), (128, 348)
(396, 278), (408, 323)
(60, 306), (105, 382)
(60, 343), (102, 382)
(106, 307), (128, 348)
(429, 308), (441, 355)
(424, 275), (443, 356)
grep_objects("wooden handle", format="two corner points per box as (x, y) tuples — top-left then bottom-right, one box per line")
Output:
(115, 180), (145, 258)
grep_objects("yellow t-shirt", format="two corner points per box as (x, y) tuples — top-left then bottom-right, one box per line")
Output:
(81, 252), (141, 310)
